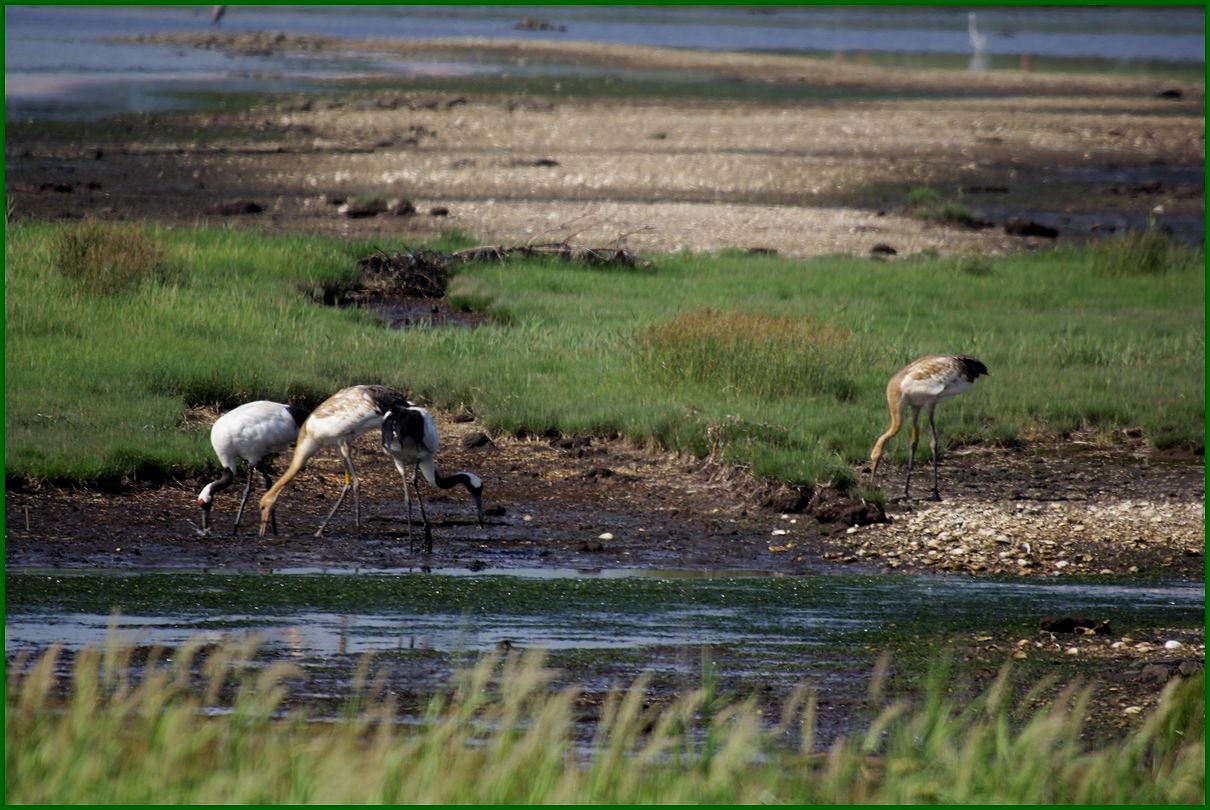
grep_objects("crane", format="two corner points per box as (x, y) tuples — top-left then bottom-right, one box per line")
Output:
(869, 355), (988, 501)
(381, 405), (484, 554)
(257, 385), (413, 538)
(196, 400), (309, 535)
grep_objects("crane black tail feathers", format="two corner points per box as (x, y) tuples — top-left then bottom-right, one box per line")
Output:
(365, 385), (414, 416)
(285, 404), (311, 428)
(382, 407), (428, 448)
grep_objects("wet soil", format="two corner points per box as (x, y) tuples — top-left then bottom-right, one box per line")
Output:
(6, 426), (1203, 747)
(5, 415), (1203, 580)
(6, 35), (1204, 255)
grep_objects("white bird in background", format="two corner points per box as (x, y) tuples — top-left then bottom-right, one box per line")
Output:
(968, 12), (989, 72)
(258, 385), (414, 538)
(381, 406), (484, 554)
(869, 355), (988, 501)
(196, 400), (310, 535)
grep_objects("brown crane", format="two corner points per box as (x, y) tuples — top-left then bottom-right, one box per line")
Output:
(869, 355), (988, 501)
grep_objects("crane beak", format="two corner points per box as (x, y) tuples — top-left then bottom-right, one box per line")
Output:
(473, 489), (485, 527)
(199, 501), (212, 533)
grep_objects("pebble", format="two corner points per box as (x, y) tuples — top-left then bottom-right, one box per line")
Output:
(1164, 640), (1183, 650)
(598, 532), (614, 541)
(1122, 706), (1144, 716)
(831, 495), (1203, 577)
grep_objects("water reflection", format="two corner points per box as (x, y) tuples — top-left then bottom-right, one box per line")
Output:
(5, 6), (1203, 120)
(6, 569), (1202, 657)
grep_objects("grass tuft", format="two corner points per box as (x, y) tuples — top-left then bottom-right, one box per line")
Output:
(906, 186), (981, 228)
(51, 217), (170, 293)
(906, 186), (943, 209)
(1092, 218), (1194, 276)
(637, 308), (865, 402)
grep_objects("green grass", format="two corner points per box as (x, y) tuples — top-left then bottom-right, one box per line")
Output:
(4, 220), (1203, 490)
(5, 637), (1204, 804)
(905, 185), (983, 228)
(1092, 217), (1203, 277)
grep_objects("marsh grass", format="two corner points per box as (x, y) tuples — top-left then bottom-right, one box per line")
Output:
(906, 186), (943, 209)
(1092, 218), (1197, 276)
(637, 308), (865, 402)
(51, 217), (171, 293)
(4, 221), (1203, 489)
(905, 186), (981, 228)
(5, 637), (1204, 804)
(936, 201), (980, 227)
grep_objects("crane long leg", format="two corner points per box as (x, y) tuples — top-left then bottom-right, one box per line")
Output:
(928, 406), (941, 501)
(256, 461), (279, 535)
(412, 464), (432, 555)
(316, 473), (352, 537)
(406, 478), (415, 552)
(388, 457), (417, 550)
(315, 443), (360, 537)
(232, 465), (257, 536)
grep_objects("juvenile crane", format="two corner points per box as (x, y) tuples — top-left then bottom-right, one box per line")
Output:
(257, 385), (413, 538)
(196, 400), (309, 535)
(869, 355), (988, 501)
(381, 406), (484, 554)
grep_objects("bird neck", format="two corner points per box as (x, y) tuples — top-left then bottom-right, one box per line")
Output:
(434, 470), (481, 493)
(199, 467), (235, 502)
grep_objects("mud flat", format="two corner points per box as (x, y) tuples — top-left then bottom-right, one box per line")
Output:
(7, 35), (1204, 255)
(5, 413), (1203, 580)
(5, 419), (1205, 744)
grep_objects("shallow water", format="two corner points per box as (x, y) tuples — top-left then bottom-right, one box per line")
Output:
(5, 5), (1204, 120)
(7, 567), (1202, 747)
(7, 568), (1202, 658)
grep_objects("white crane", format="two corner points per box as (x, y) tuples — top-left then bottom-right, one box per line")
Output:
(196, 400), (309, 535)
(381, 406), (484, 554)
(258, 385), (413, 538)
(869, 355), (988, 501)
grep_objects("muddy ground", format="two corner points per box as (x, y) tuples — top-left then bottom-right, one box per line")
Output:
(6, 34), (1205, 255)
(5, 415), (1205, 741)
(4, 412), (1203, 580)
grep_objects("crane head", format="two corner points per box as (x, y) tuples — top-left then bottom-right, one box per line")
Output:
(197, 486), (215, 532)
